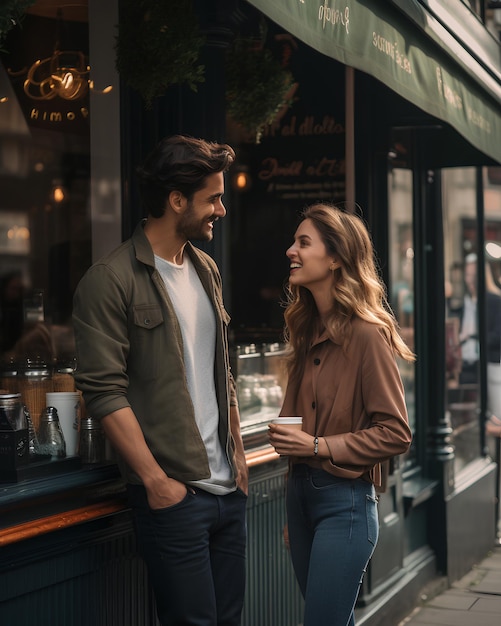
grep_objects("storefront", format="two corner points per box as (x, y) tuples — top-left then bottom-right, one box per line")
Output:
(1, 1), (501, 624)
(235, 0), (501, 620)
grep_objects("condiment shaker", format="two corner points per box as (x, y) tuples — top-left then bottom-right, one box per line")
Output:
(79, 416), (105, 463)
(24, 405), (40, 456)
(38, 407), (66, 458)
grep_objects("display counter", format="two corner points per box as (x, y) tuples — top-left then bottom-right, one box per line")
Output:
(0, 463), (125, 538)
(234, 341), (287, 448)
(0, 446), (302, 626)
(0, 341), (301, 625)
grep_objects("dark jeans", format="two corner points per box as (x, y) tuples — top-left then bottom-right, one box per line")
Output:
(287, 464), (379, 626)
(127, 484), (247, 626)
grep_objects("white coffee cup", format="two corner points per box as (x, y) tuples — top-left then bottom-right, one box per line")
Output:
(271, 416), (303, 429)
(46, 391), (80, 456)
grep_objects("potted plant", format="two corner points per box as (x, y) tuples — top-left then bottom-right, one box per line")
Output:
(0, 0), (35, 50)
(115, 0), (205, 108)
(226, 29), (296, 143)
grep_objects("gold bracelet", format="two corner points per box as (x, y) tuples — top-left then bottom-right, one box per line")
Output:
(313, 436), (319, 455)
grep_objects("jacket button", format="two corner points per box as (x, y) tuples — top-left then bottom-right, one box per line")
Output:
(144, 318), (151, 325)
(313, 358), (320, 365)
(312, 401), (316, 409)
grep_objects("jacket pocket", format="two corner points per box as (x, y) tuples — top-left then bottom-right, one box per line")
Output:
(133, 304), (163, 329)
(130, 304), (164, 381)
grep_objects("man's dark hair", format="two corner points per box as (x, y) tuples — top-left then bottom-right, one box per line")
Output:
(136, 135), (235, 218)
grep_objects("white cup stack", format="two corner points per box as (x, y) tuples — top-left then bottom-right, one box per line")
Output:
(45, 391), (80, 456)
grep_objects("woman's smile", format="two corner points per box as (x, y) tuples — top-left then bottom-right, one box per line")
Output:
(286, 219), (334, 291)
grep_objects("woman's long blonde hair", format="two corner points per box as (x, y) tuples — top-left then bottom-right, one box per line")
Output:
(284, 203), (415, 384)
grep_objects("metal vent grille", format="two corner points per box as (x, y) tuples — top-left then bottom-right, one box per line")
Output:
(243, 468), (304, 626)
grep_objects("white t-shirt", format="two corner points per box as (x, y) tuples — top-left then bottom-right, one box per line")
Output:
(155, 254), (234, 494)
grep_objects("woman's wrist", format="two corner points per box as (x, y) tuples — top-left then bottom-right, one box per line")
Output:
(312, 436), (330, 459)
(313, 437), (333, 462)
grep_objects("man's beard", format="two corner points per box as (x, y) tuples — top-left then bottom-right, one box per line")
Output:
(177, 201), (214, 241)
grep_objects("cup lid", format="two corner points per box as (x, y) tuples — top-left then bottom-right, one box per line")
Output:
(271, 416), (302, 424)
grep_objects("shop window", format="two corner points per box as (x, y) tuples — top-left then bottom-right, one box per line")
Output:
(0, 4), (91, 365)
(388, 167), (416, 463)
(483, 166), (501, 458)
(442, 167), (483, 473)
(0, 1), (120, 483)
(227, 36), (346, 337)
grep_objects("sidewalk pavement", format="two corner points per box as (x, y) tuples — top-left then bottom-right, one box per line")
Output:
(398, 542), (501, 625)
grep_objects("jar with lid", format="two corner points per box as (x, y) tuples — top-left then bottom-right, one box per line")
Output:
(0, 392), (29, 472)
(18, 359), (53, 433)
(79, 416), (105, 463)
(37, 407), (66, 459)
(0, 358), (19, 394)
(52, 358), (77, 392)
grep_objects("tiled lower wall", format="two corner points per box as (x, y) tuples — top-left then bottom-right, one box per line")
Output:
(0, 512), (160, 626)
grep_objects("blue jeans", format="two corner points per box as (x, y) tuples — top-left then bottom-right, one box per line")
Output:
(286, 465), (379, 626)
(127, 484), (247, 626)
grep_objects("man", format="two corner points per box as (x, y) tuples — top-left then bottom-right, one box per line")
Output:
(73, 135), (248, 625)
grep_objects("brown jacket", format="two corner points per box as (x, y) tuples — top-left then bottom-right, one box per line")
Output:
(281, 318), (412, 487)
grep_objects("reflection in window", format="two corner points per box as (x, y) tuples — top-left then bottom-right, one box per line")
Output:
(0, 4), (92, 477)
(442, 167), (481, 474)
(0, 2), (120, 484)
(0, 6), (91, 372)
(484, 168), (501, 477)
(388, 168), (415, 462)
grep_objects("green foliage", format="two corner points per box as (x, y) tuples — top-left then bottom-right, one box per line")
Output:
(226, 37), (295, 142)
(115, 0), (205, 108)
(0, 0), (36, 50)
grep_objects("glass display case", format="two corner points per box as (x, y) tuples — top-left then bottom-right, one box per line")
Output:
(233, 342), (288, 447)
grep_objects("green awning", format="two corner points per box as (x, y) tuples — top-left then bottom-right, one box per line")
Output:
(246, 0), (501, 163)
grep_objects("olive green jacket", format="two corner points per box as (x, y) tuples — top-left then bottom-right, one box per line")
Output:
(73, 220), (242, 486)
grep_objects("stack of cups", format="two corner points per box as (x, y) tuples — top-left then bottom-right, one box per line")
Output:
(45, 391), (80, 456)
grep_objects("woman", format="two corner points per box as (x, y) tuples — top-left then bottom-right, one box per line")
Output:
(269, 203), (414, 626)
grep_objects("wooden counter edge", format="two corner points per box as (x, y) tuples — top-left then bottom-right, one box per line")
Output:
(0, 447), (281, 546)
(245, 445), (280, 467)
(0, 499), (126, 547)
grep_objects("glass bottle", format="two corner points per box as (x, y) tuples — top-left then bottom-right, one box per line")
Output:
(24, 405), (40, 456)
(38, 407), (66, 459)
